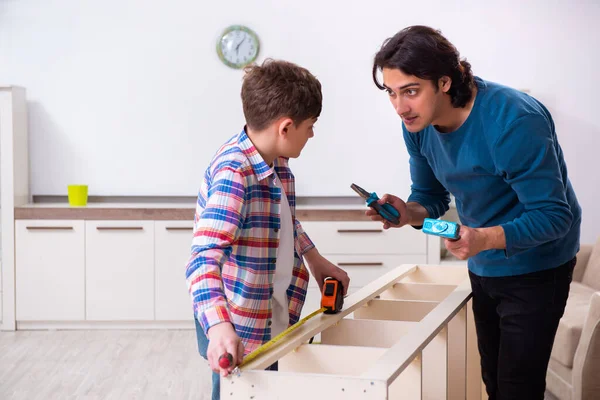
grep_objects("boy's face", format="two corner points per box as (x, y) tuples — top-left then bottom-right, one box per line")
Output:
(279, 117), (316, 158)
(382, 68), (450, 133)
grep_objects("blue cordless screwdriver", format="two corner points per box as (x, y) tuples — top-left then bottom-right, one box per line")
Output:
(422, 217), (461, 240)
(351, 183), (400, 225)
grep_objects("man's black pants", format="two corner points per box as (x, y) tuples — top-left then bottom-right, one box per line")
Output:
(469, 257), (576, 400)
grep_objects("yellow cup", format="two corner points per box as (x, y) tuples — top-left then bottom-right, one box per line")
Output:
(68, 185), (88, 207)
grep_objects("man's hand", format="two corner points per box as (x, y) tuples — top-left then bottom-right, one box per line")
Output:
(206, 322), (244, 377)
(304, 248), (350, 295)
(444, 225), (506, 260)
(365, 194), (409, 229)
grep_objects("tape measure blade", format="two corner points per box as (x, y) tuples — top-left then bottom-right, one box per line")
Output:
(239, 307), (326, 368)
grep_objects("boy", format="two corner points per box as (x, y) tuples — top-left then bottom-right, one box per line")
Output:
(185, 59), (350, 400)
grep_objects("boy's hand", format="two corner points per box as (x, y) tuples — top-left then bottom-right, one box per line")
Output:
(206, 322), (244, 377)
(304, 248), (350, 295)
(365, 194), (409, 229)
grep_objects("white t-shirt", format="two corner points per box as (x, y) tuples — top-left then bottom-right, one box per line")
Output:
(270, 173), (295, 337)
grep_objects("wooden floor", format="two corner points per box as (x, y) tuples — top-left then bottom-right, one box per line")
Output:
(0, 329), (560, 400)
(0, 330), (212, 400)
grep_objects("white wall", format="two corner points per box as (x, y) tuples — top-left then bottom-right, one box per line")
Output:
(1, 0), (599, 243)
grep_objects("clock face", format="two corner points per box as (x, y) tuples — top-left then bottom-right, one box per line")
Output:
(217, 26), (260, 69)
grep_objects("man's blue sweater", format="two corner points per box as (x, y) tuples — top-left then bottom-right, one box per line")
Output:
(404, 77), (581, 277)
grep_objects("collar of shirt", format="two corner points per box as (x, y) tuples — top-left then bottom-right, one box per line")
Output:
(238, 128), (275, 182)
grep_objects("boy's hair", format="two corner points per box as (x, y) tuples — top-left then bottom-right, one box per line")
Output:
(241, 59), (322, 131)
(372, 25), (475, 108)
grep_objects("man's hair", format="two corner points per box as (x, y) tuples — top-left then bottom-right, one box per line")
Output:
(241, 59), (322, 131)
(372, 26), (475, 108)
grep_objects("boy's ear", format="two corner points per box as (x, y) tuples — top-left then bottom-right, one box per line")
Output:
(278, 118), (294, 136)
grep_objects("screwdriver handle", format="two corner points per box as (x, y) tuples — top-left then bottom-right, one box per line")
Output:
(218, 352), (234, 369)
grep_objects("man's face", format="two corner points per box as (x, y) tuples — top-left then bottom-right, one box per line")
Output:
(382, 68), (445, 132)
(280, 117), (316, 158)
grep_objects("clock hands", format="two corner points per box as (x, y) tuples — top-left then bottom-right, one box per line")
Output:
(235, 37), (245, 55)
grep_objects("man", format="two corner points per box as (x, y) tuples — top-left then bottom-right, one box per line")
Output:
(368, 25), (581, 400)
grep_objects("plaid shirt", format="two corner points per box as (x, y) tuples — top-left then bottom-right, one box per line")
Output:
(186, 129), (315, 355)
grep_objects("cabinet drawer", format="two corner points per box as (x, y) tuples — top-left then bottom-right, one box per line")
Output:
(85, 220), (154, 320)
(15, 220), (85, 321)
(155, 220), (194, 321)
(306, 254), (423, 288)
(299, 221), (426, 255)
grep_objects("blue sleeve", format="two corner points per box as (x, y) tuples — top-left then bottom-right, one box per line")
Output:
(493, 115), (573, 257)
(403, 129), (450, 220)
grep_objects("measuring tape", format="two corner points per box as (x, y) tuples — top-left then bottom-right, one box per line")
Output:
(238, 306), (327, 368)
(219, 277), (344, 371)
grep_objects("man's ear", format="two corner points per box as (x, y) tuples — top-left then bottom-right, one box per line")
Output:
(278, 118), (294, 137)
(439, 76), (452, 93)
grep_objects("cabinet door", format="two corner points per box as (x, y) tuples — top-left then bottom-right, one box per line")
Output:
(15, 220), (85, 320)
(155, 221), (194, 321)
(85, 221), (154, 320)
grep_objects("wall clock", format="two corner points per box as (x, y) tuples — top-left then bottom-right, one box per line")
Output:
(217, 25), (260, 69)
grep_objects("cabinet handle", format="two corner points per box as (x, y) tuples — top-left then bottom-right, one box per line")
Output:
(337, 262), (383, 267)
(337, 262), (384, 266)
(337, 229), (383, 233)
(96, 227), (144, 231)
(26, 226), (73, 231)
(165, 227), (193, 231)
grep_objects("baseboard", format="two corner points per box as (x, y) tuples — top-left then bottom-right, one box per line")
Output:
(16, 320), (195, 330)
